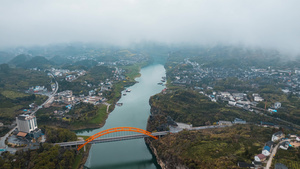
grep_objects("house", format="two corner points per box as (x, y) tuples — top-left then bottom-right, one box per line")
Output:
(89, 90), (96, 96)
(232, 93), (246, 100)
(228, 100), (236, 106)
(254, 96), (264, 102)
(265, 141), (274, 149)
(274, 102), (281, 109)
(268, 108), (277, 113)
(262, 146), (271, 156)
(279, 141), (290, 150)
(218, 121), (232, 126)
(254, 154), (266, 162)
(289, 134), (297, 139)
(272, 131), (285, 142)
(65, 75), (76, 81)
(220, 92), (231, 98)
(237, 162), (254, 168)
(233, 118), (246, 124)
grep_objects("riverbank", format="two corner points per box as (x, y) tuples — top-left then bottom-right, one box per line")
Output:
(78, 64), (166, 169)
(73, 144), (92, 169)
(73, 62), (150, 168)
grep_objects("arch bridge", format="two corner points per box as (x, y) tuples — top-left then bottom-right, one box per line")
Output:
(75, 127), (162, 151)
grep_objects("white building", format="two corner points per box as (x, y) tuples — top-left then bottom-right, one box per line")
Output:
(220, 92), (231, 98)
(274, 102), (281, 109)
(228, 100), (236, 106)
(272, 131), (285, 142)
(233, 118), (246, 124)
(254, 96), (264, 102)
(16, 114), (38, 133)
(279, 141), (289, 150)
(262, 149), (271, 156)
(254, 154), (266, 162)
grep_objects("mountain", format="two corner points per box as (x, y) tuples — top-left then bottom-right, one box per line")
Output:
(0, 51), (14, 64)
(18, 56), (55, 69)
(73, 59), (98, 68)
(49, 55), (73, 65)
(8, 54), (32, 66)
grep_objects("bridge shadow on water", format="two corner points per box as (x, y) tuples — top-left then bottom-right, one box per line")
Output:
(83, 158), (161, 169)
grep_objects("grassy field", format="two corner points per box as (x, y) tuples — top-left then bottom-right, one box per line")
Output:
(89, 105), (107, 124)
(70, 104), (108, 129)
(1, 90), (29, 99)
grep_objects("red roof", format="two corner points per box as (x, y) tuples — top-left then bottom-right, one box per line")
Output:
(17, 132), (27, 137)
(257, 154), (266, 159)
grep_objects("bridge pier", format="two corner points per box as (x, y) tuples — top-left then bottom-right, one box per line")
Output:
(84, 145), (86, 152)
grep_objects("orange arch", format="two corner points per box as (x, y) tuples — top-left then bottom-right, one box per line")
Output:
(77, 127), (158, 151)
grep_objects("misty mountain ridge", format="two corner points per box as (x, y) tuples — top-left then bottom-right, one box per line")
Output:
(8, 54), (32, 66)
(5, 44), (300, 70)
(9, 55), (55, 69)
(49, 55), (73, 65)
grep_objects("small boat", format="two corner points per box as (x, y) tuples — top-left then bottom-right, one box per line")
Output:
(126, 89), (131, 92)
(161, 80), (166, 82)
(123, 93), (127, 96)
(158, 82), (163, 85)
(116, 103), (123, 106)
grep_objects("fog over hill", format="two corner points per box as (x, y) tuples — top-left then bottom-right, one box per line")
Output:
(0, 0), (300, 55)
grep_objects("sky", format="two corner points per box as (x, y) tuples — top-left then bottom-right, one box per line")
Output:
(1, 0), (300, 54)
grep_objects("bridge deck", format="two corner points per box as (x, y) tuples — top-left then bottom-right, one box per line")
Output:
(54, 131), (169, 147)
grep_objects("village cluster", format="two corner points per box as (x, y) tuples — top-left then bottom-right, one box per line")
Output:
(1, 64), (129, 152)
(171, 58), (300, 97)
(205, 91), (281, 114)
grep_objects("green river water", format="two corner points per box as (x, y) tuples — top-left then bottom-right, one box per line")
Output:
(77, 64), (165, 169)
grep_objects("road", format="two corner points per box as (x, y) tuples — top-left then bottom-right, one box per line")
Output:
(265, 139), (290, 169)
(252, 106), (300, 129)
(55, 125), (230, 147)
(0, 73), (58, 151)
(55, 131), (169, 147)
(170, 124), (231, 133)
(103, 102), (111, 113)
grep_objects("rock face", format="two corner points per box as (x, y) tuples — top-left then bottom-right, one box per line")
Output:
(146, 138), (167, 169)
(146, 138), (188, 169)
(146, 102), (188, 169)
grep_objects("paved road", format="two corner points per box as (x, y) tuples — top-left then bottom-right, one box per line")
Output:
(55, 131), (169, 147)
(104, 103), (111, 114)
(252, 106), (300, 129)
(55, 125), (230, 147)
(265, 139), (290, 169)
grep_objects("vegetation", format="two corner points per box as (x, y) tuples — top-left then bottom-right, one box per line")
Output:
(69, 103), (108, 129)
(0, 64), (50, 127)
(0, 127), (10, 137)
(40, 126), (77, 143)
(0, 144), (77, 169)
(273, 147), (300, 169)
(0, 126), (81, 169)
(36, 103), (108, 130)
(148, 125), (273, 169)
(148, 89), (273, 132)
(58, 65), (114, 95)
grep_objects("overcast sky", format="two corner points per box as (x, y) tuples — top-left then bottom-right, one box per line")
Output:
(1, 0), (300, 53)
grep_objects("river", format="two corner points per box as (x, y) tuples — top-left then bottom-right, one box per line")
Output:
(77, 64), (165, 169)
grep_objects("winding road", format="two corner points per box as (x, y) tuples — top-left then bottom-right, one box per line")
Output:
(265, 139), (290, 169)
